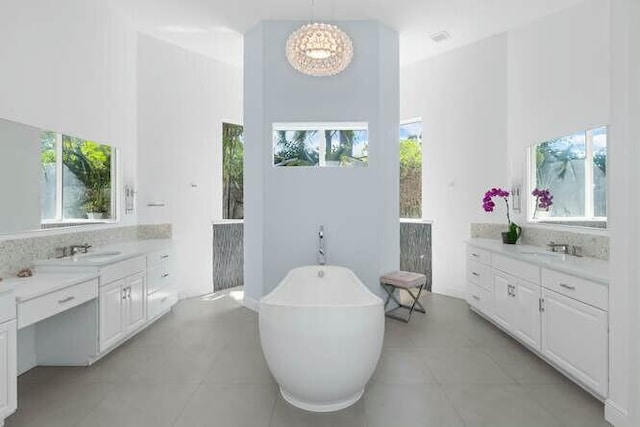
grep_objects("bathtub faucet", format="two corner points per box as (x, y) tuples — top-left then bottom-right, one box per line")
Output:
(318, 225), (326, 266)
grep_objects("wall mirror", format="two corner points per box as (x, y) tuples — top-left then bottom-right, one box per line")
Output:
(528, 126), (607, 229)
(0, 117), (117, 235)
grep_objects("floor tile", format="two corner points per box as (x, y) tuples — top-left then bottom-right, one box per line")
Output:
(270, 394), (366, 427)
(75, 384), (197, 427)
(173, 384), (277, 427)
(522, 380), (613, 427)
(443, 383), (563, 427)
(482, 344), (566, 384)
(363, 383), (465, 427)
(423, 347), (515, 384)
(203, 341), (275, 385)
(371, 347), (436, 384)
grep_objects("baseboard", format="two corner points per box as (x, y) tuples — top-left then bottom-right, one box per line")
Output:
(605, 399), (629, 427)
(243, 295), (259, 312)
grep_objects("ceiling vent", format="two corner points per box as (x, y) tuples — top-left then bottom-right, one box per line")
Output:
(430, 31), (451, 44)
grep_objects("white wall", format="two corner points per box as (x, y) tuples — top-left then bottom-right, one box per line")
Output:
(244, 21), (400, 304)
(608, 0), (640, 425)
(507, 0), (611, 224)
(0, 0), (138, 226)
(136, 34), (243, 297)
(400, 34), (509, 298)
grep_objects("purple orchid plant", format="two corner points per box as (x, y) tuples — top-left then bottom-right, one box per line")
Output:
(532, 188), (553, 217)
(483, 187), (521, 243)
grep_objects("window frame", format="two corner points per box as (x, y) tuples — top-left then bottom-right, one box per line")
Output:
(41, 135), (118, 226)
(527, 126), (607, 224)
(272, 122), (369, 168)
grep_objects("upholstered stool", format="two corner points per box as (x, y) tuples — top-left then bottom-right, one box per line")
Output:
(380, 271), (427, 323)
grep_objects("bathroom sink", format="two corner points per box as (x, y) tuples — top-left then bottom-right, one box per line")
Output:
(76, 251), (122, 262)
(82, 251), (121, 258)
(517, 250), (563, 259)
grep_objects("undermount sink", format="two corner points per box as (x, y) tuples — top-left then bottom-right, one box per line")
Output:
(80, 251), (122, 259)
(518, 250), (563, 258)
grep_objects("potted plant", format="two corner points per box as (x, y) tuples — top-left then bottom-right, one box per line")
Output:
(83, 185), (110, 220)
(482, 187), (522, 244)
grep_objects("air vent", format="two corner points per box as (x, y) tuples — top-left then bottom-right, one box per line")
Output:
(430, 31), (451, 44)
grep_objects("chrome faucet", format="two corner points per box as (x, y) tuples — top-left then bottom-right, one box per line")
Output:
(70, 244), (92, 255)
(547, 242), (569, 254)
(318, 226), (326, 266)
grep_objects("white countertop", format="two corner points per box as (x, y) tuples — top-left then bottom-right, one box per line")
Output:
(6, 272), (99, 302)
(467, 238), (609, 284)
(34, 239), (173, 268)
(0, 281), (15, 295)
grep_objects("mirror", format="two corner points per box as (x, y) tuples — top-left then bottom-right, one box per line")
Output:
(528, 126), (607, 229)
(0, 117), (116, 235)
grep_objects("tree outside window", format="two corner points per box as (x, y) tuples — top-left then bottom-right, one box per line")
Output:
(400, 121), (423, 219)
(223, 123), (244, 219)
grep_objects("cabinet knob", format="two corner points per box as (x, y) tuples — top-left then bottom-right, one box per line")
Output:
(471, 272), (480, 277)
(559, 283), (576, 291)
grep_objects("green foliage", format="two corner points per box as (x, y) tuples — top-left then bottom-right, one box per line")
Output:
(400, 138), (422, 218)
(273, 130), (319, 166)
(41, 131), (57, 164)
(223, 123), (244, 219)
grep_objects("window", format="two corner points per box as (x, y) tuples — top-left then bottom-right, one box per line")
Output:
(222, 123), (244, 219)
(400, 120), (423, 219)
(530, 126), (607, 222)
(40, 132), (115, 224)
(272, 123), (368, 167)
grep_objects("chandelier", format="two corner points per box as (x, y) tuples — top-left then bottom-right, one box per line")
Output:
(286, 22), (354, 77)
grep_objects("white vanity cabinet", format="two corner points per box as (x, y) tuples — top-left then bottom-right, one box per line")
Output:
(98, 257), (147, 353)
(466, 240), (609, 398)
(146, 249), (177, 320)
(541, 276), (608, 396)
(0, 287), (17, 424)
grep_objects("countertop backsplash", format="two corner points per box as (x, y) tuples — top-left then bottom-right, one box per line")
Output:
(470, 223), (609, 260)
(0, 224), (172, 278)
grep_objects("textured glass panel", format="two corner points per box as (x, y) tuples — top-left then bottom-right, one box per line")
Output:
(534, 131), (586, 218)
(592, 127), (607, 217)
(40, 131), (57, 221)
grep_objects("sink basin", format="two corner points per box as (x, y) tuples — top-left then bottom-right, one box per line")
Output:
(80, 251), (122, 259)
(518, 250), (563, 259)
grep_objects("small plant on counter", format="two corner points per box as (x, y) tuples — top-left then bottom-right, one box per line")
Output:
(482, 187), (522, 244)
(532, 188), (553, 218)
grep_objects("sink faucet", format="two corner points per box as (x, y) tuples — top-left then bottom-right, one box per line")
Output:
(547, 242), (569, 254)
(318, 226), (326, 266)
(70, 244), (92, 255)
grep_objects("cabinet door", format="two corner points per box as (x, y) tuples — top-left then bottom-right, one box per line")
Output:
(492, 272), (514, 331)
(542, 289), (608, 397)
(0, 320), (16, 420)
(99, 279), (125, 353)
(125, 273), (147, 333)
(513, 280), (542, 351)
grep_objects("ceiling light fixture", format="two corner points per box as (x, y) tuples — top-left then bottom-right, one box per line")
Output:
(286, 1), (353, 77)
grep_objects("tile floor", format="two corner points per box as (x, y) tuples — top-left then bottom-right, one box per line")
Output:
(6, 290), (611, 427)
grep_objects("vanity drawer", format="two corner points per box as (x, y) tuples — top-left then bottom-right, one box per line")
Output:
(147, 250), (173, 269)
(147, 289), (178, 320)
(467, 260), (492, 289)
(147, 264), (173, 295)
(542, 269), (608, 311)
(18, 278), (98, 329)
(100, 256), (146, 286)
(467, 282), (493, 315)
(492, 254), (540, 284)
(467, 246), (490, 265)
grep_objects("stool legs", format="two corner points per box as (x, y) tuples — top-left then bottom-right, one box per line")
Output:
(382, 283), (426, 323)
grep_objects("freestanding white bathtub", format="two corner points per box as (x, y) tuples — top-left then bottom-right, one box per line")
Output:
(259, 265), (384, 412)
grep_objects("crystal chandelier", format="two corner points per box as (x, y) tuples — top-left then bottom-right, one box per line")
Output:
(286, 22), (354, 77)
